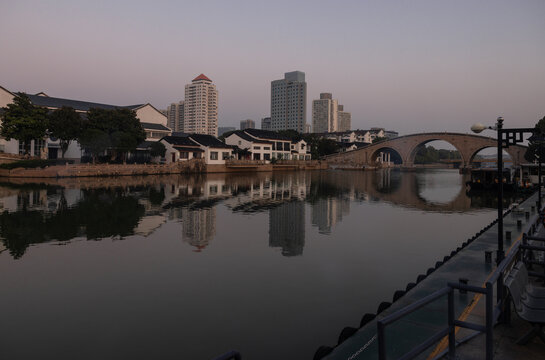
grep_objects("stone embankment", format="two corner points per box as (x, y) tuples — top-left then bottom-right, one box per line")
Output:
(0, 159), (327, 178)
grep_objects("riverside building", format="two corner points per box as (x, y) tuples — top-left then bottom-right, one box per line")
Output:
(184, 74), (218, 137)
(270, 71), (307, 133)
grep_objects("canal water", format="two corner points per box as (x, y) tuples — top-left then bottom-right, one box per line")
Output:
(0, 169), (517, 360)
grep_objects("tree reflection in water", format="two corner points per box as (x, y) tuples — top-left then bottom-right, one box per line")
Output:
(0, 188), (145, 259)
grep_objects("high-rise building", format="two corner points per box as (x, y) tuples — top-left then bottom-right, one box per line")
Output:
(240, 119), (255, 130)
(184, 74), (218, 136)
(312, 93), (338, 133)
(337, 105), (351, 132)
(270, 71), (307, 133)
(312, 93), (351, 133)
(261, 117), (271, 130)
(166, 101), (184, 132)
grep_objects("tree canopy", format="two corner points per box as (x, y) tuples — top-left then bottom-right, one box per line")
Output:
(48, 106), (82, 158)
(0, 93), (48, 154)
(77, 108), (145, 162)
(524, 116), (545, 163)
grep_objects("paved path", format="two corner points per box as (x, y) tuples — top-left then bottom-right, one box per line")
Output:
(324, 192), (541, 360)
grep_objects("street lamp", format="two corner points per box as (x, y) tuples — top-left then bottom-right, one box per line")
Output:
(471, 117), (535, 316)
(471, 117), (535, 263)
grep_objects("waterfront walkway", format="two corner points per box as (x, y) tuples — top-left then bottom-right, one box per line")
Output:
(323, 192), (542, 360)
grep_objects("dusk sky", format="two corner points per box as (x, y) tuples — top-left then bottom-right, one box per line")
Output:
(1, 0), (544, 135)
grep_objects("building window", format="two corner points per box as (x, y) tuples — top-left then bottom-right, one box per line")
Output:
(283, 143), (290, 151)
(264, 153), (270, 160)
(264, 147), (270, 150)
(180, 152), (189, 159)
(222, 152), (230, 160)
(194, 152), (202, 158)
(254, 146), (261, 150)
(210, 151), (218, 160)
(253, 153), (261, 160)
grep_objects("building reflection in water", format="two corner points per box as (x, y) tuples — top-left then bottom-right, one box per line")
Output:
(0, 170), (516, 259)
(310, 197), (350, 235)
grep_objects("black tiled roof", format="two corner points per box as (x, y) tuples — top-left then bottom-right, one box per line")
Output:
(189, 134), (232, 148)
(161, 136), (197, 146)
(243, 128), (290, 141)
(141, 122), (171, 131)
(173, 146), (204, 152)
(26, 94), (137, 112)
(228, 130), (272, 144)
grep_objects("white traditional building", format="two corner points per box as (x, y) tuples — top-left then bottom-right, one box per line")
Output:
(161, 134), (232, 165)
(0, 86), (170, 160)
(225, 128), (308, 161)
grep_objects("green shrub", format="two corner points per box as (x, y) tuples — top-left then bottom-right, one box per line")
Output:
(0, 159), (57, 170)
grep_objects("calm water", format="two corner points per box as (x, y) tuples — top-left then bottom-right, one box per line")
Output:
(0, 169), (515, 359)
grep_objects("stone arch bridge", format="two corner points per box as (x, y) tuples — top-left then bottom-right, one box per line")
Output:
(325, 132), (528, 168)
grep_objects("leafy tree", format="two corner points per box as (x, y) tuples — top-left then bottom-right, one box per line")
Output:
(414, 145), (461, 164)
(0, 93), (48, 155)
(150, 141), (166, 157)
(524, 116), (545, 163)
(372, 136), (387, 143)
(77, 128), (110, 163)
(316, 138), (339, 157)
(48, 106), (82, 158)
(78, 108), (145, 162)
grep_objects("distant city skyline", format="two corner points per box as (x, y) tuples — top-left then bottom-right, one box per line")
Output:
(1, 0), (544, 135)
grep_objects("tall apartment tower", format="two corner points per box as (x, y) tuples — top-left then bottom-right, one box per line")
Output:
(270, 71), (307, 133)
(184, 74), (218, 136)
(312, 93), (338, 133)
(166, 101), (184, 132)
(312, 93), (351, 133)
(240, 119), (255, 130)
(337, 105), (351, 132)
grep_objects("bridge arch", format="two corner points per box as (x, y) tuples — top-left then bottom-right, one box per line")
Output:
(370, 147), (403, 165)
(468, 146), (519, 166)
(406, 138), (465, 167)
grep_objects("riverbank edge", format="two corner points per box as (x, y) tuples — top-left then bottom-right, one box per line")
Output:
(0, 160), (328, 178)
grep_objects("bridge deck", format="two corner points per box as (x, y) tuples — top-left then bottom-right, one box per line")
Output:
(323, 192), (540, 360)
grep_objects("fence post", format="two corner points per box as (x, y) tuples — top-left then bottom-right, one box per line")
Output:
(485, 282), (494, 360)
(378, 321), (386, 360)
(447, 287), (455, 359)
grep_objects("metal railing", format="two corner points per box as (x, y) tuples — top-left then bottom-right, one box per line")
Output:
(377, 203), (544, 360)
(377, 282), (493, 360)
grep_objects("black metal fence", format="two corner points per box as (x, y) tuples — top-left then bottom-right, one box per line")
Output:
(377, 203), (545, 360)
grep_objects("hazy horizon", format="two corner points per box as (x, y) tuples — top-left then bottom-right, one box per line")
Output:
(1, 0), (544, 135)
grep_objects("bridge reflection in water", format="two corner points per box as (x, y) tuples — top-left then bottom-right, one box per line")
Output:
(0, 170), (514, 260)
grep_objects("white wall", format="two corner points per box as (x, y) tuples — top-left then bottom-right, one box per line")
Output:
(202, 146), (232, 165)
(135, 104), (168, 126)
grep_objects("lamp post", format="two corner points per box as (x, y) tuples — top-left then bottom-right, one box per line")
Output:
(472, 118), (536, 318)
(472, 118), (535, 263)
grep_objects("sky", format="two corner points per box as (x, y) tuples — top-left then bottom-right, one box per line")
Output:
(1, 0), (544, 135)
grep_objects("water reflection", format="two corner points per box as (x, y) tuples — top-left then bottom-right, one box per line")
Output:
(0, 170), (519, 259)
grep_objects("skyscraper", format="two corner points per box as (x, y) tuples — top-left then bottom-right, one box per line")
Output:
(312, 93), (351, 133)
(337, 105), (351, 132)
(261, 117), (271, 130)
(312, 93), (338, 133)
(270, 71), (307, 133)
(184, 74), (218, 136)
(240, 119), (255, 130)
(166, 101), (184, 132)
